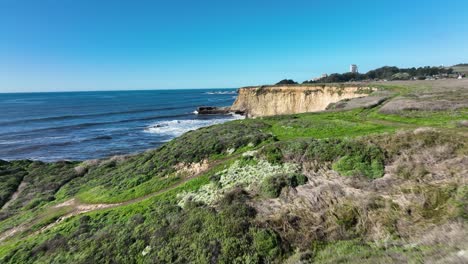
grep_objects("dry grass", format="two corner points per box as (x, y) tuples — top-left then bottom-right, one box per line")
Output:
(251, 129), (468, 260)
(376, 79), (468, 114)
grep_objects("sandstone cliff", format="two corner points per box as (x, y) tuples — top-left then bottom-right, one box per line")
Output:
(230, 85), (372, 117)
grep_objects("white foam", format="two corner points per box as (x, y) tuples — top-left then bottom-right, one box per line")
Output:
(145, 115), (244, 138)
(204, 91), (237, 95)
(0, 139), (34, 145)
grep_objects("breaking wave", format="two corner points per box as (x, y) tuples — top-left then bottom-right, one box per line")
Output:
(204, 91), (237, 95)
(144, 114), (244, 138)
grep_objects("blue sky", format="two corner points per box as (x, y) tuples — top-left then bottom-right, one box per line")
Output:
(1, 0), (467, 92)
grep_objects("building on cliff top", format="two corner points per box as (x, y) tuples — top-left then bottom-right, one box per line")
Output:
(350, 64), (358, 73)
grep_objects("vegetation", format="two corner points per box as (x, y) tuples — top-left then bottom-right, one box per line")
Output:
(56, 121), (274, 204)
(0, 161), (26, 209)
(0, 81), (466, 263)
(261, 173), (308, 198)
(259, 138), (385, 179)
(304, 65), (455, 83)
(275, 79), (298, 85)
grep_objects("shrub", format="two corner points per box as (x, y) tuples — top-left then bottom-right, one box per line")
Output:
(261, 173), (308, 198)
(252, 229), (281, 260)
(332, 152), (384, 179)
(261, 139), (386, 179)
(276, 79), (298, 85)
(288, 173), (308, 187)
(178, 159), (299, 206)
(261, 145), (283, 164)
(261, 175), (288, 198)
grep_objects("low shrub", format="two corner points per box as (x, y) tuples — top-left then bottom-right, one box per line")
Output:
(261, 175), (288, 198)
(261, 139), (386, 179)
(261, 173), (308, 198)
(252, 229), (281, 260)
(260, 145), (283, 164)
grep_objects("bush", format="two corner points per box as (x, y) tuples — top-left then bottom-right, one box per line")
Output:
(179, 160), (299, 205)
(276, 79), (298, 85)
(252, 229), (281, 260)
(288, 173), (308, 187)
(262, 174), (288, 198)
(261, 145), (283, 164)
(332, 149), (385, 179)
(262, 139), (386, 179)
(261, 173), (308, 198)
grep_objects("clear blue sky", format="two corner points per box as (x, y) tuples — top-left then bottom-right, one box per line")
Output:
(1, 0), (467, 92)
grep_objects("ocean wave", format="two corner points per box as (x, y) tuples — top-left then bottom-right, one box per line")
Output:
(0, 136), (67, 146)
(1, 98), (45, 105)
(0, 113), (194, 138)
(0, 139), (35, 145)
(144, 115), (244, 138)
(0, 105), (198, 126)
(204, 91), (237, 95)
(0, 135), (118, 155)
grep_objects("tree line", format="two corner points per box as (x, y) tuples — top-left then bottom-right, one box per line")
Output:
(276, 66), (462, 85)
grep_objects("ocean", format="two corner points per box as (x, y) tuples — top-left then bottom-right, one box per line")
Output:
(0, 89), (241, 162)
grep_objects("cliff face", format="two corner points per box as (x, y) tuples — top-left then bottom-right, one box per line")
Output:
(231, 85), (371, 117)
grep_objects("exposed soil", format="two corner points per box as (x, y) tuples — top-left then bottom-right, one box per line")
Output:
(1, 181), (27, 211)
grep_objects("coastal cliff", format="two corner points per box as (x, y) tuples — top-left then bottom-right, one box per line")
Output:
(231, 85), (372, 117)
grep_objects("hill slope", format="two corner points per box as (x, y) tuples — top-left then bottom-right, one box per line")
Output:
(0, 80), (467, 263)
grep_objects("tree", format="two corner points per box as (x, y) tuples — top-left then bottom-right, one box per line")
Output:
(276, 79), (298, 85)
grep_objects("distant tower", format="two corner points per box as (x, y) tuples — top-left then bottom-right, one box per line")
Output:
(350, 64), (358, 73)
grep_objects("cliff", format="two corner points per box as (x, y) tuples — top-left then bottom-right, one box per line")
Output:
(231, 85), (372, 117)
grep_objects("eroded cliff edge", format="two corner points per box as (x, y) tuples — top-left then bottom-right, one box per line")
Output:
(230, 85), (373, 117)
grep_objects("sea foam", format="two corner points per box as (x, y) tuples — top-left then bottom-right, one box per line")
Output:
(145, 114), (244, 138)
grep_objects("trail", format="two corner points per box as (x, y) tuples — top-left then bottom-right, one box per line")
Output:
(0, 159), (224, 243)
(1, 181), (27, 211)
(50, 168), (207, 221)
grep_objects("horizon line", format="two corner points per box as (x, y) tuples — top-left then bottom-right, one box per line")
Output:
(0, 87), (239, 94)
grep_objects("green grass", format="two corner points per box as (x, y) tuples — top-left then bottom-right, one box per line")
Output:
(369, 108), (468, 127)
(75, 174), (182, 204)
(0, 168), (213, 261)
(310, 239), (436, 264)
(260, 109), (395, 140)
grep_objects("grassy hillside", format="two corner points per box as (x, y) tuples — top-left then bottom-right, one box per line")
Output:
(0, 81), (467, 263)
(452, 64), (468, 74)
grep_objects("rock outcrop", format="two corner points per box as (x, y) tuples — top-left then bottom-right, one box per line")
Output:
(196, 106), (231, 115)
(230, 85), (373, 117)
(196, 106), (244, 115)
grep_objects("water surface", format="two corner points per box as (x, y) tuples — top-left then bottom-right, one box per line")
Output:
(0, 89), (239, 161)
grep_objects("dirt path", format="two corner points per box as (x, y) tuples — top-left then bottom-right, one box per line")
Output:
(0, 158), (226, 243)
(50, 169), (207, 221)
(1, 181), (27, 211)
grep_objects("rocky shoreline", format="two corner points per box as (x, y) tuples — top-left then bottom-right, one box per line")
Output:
(196, 106), (244, 115)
